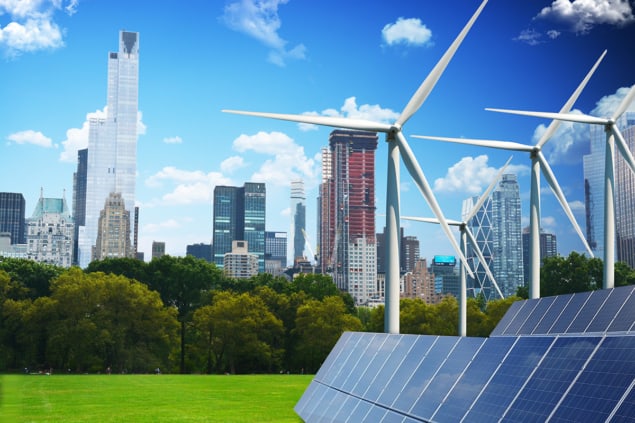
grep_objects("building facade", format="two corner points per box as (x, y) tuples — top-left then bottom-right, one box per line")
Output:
(186, 243), (212, 262)
(614, 112), (635, 268)
(212, 182), (266, 272)
(319, 130), (378, 305)
(93, 192), (131, 261)
(78, 31), (139, 268)
(430, 255), (460, 299)
(463, 194), (497, 300)
(522, 227), (557, 285)
(290, 179), (306, 263)
(224, 240), (258, 279)
(26, 193), (74, 267)
(0, 192), (26, 245)
(152, 241), (165, 259)
(72, 148), (88, 265)
(265, 231), (287, 275)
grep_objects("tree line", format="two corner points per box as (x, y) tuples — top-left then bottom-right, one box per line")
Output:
(2, 252), (632, 375)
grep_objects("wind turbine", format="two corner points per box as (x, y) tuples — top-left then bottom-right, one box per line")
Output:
(485, 81), (635, 290)
(223, 0), (489, 334)
(413, 50), (605, 299)
(402, 156), (510, 336)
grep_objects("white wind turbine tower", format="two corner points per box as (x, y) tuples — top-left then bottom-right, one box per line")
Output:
(402, 156), (510, 336)
(486, 82), (635, 290)
(414, 50), (605, 299)
(223, 0), (489, 334)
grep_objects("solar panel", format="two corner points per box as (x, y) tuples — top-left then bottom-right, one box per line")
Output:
(517, 296), (556, 335)
(586, 286), (634, 333)
(548, 291), (591, 334)
(500, 299), (539, 335)
(489, 299), (525, 336)
(607, 285), (635, 332)
(565, 289), (611, 333)
(532, 294), (571, 334)
(611, 383), (635, 422)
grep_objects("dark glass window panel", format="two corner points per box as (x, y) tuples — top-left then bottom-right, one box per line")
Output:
(586, 286), (634, 333)
(409, 337), (484, 420)
(432, 337), (516, 422)
(549, 336), (635, 422)
(490, 300), (525, 336)
(340, 333), (382, 393)
(351, 333), (399, 398)
(503, 336), (600, 422)
(391, 337), (460, 413)
(533, 294), (572, 334)
(364, 335), (420, 402)
(503, 300), (539, 335)
(317, 331), (362, 384)
(548, 292), (591, 334)
(331, 332), (376, 389)
(566, 289), (611, 334)
(465, 336), (554, 422)
(376, 336), (438, 407)
(517, 296), (556, 335)
(607, 286), (635, 332)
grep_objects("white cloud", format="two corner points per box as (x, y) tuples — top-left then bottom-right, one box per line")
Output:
(163, 136), (183, 144)
(382, 17), (433, 47)
(145, 166), (233, 206)
(7, 129), (53, 147)
(143, 219), (182, 233)
(434, 155), (500, 194)
(232, 131), (318, 186)
(0, 0), (79, 55)
(537, 0), (635, 34)
(221, 0), (306, 66)
(569, 200), (586, 213)
(299, 96), (400, 131)
(514, 28), (543, 45)
(591, 85), (635, 117)
(220, 155), (246, 173)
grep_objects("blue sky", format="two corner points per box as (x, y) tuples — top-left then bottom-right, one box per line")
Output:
(2, 0), (635, 263)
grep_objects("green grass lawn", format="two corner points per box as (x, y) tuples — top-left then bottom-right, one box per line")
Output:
(0, 374), (313, 422)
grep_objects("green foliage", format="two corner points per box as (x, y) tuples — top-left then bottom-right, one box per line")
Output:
(85, 257), (149, 282)
(0, 257), (64, 299)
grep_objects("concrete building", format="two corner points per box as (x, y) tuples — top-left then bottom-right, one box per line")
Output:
(224, 240), (258, 279)
(93, 192), (131, 261)
(26, 192), (74, 267)
(152, 241), (165, 259)
(522, 227), (557, 285)
(290, 179), (306, 264)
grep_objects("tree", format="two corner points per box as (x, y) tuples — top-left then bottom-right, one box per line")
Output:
(0, 258), (63, 299)
(85, 257), (148, 282)
(293, 296), (362, 373)
(146, 255), (222, 373)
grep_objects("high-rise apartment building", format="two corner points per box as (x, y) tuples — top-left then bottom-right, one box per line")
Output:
(186, 243), (212, 262)
(78, 31), (139, 268)
(26, 192), (74, 267)
(224, 240), (258, 279)
(0, 192), (26, 244)
(522, 227), (557, 284)
(290, 179), (306, 263)
(151, 241), (165, 259)
(613, 113), (635, 268)
(212, 182), (266, 272)
(265, 231), (287, 275)
(376, 227), (419, 274)
(430, 255), (460, 298)
(319, 130), (377, 304)
(72, 148), (88, 265)
(93, 192), (131, 261)
(492, 174), (524, 297)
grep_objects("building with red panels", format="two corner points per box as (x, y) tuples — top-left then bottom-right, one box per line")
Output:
(318, 129), (378, 304)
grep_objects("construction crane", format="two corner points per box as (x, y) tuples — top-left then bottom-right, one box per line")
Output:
(301, 229), (318, 264)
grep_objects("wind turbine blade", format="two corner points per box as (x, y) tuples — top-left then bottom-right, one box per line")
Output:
(537, 152), (594, 257)
(611, 84), (635, 121)
(402, 215), (462, 226)
(536, 50), (606, 149)
(465, 228), (504, 299)
(466, 156), (513, 222)
(486, 108), (608, 125)
(395, 132), (475, 278)
(613, 127), (635, 177)
(222, 109), (393, 132)
(412, 135), (533, 152)
(396, 0), (488, 127)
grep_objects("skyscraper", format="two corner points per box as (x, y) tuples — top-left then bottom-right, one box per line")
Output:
(72, 148), (87, 265)
(463, 194), (496, 300)
(265, 231), (287, 275)
(319, 129), (377, 304)
(522, 227), (557, 284)
(93, 192), (131, 261)
(290, 179), (306, 263)
(26, 191), (74, 267)
(186, 243), (212, 262)
(0, 192), (26, 244)
(492, 174), (524, 297)
(78, 31), (139, 268)
(212, 182), (266, 272)
(151, 241), (165, 259)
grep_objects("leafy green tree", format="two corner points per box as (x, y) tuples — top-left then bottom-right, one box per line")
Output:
(0, 297), (31, 370)
(399, 298), (431, 334)
(366, 305), (385, 332)
(0, 258), (63, 299)
(146, 255), (222, 373)
(85, 257), (148, 282)
(293, 296), (362, 373)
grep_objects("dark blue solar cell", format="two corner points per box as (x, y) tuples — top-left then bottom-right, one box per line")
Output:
(316, 331), (362, 384)
(331, 332), (376, 389)
(330, 395), (356, 423)
(517, 296), (556, 335)
(608, 286), (635, 333)
(490, 299), (525, 336)
(503, 300), (539, 335)
(346, 399), (373, 422)
(364, 335), (420, 402)
(586, 286), (634, 333)
(312, 387), (346, 422)
(409, 337), (484, 420)
(502, 336), (601, 422)
(340, 333), (383, 393)
(379, 409), (404, 423)
(391, 336), (460, 413)
(350, 333), (399, 398)
(548, 291), (591, 334)
(465, 336), (554, 422)
(376, 336), (438, 408)
(611, 384), (635, 422)
(432, 336), (516, 422)
(566, 289), (611, 334)
(549, 336), (635, 422)
(298, 383), (331, 421)
(294, 381), (320, 416)
(532, 294), (573, 335)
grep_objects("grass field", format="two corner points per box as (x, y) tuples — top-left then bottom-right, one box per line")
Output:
(0, 374), (313, 422)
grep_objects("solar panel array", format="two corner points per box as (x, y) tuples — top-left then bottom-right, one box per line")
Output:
(295, 285), (635, 422)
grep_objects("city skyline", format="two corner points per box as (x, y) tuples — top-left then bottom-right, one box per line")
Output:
(2, 1), (635, 262)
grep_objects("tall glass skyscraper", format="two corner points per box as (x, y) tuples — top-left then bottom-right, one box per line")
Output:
(463, 194), (496, 300)
(78, 31), (139, 268)
(212, 183), (266, 273)
(0, 192), (26, 245)
(492, 174), (524, 297)
(290, 179), (306, 263)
